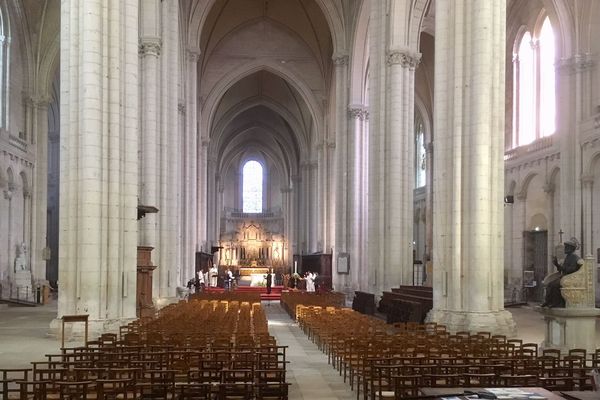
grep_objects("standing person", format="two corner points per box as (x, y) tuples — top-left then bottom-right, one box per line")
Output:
(305, 271), (315, 292)
(209, 262), (218, 287)
(266, 269), (273, 294)
(225, 268), (234, 291)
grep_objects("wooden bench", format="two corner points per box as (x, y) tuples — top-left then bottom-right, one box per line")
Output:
(352, 291), (375, 315)
(379, 287), (433, 323)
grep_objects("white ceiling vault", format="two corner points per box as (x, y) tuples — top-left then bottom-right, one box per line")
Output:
(183, 0), (346, 186)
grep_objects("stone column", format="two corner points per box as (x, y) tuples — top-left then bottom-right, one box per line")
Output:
(348, 106), (366, 291)
(425, 142), (434, 264)
(581, 175), (594, 255)
(385, 50), (420, 288)
(55, 0), (139, 333)
(332, 54), (349, 289)
(158, 0), (179, 294)
(512, 192), (526, 280)
(428, 0), (515, 334)
(316, 142), (326, 251)
(139, 2), (161, 252)
(30, 97), (50, 282)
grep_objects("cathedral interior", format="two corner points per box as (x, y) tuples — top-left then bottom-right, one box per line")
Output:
(1, 0), (600, 397)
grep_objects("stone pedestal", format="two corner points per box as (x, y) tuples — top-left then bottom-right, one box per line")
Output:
(538, 307), (600, 353)
(13, 270), (33, 300)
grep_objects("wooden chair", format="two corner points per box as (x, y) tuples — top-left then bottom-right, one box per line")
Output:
(176, 382), (212, 399)
(1, 368), (30, 400)
(57, 380), (93, 400)
(16, 380), (50, 400)
(96, 378), (138, 399)
(392, 375), (421, 399)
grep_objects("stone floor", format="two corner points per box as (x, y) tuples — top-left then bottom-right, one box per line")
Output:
(1, 300), (599, 399)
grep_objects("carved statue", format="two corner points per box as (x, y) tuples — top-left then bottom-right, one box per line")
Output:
(542, 238), (583, 308)
(13, 243), (30, 273)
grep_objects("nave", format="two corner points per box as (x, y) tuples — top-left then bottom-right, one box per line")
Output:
(3, 298), (599, 399)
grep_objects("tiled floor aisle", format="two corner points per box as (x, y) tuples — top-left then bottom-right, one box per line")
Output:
(263, 302), (356, 400)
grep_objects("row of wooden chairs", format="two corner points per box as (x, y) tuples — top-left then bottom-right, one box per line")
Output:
(279, 292), (345, 319)
(1, 298), (290, 399)
(296, 305), (598, 399)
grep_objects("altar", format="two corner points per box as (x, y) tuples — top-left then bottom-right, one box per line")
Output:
(238, 267), (270, 287)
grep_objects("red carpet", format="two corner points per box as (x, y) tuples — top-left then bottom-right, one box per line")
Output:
(203, 286), (284, 301)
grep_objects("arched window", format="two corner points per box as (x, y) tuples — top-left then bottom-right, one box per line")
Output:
(242, 160), (263, 213)
(415, 113), (426, 188)
(513, 16), (556, 147)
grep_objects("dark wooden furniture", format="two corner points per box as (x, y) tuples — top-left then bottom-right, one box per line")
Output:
(195, 252), (213, 277)
(293, 253), (332, 290)
(137, 246), (157, 318)
(352, 291), (375, 315)
(379, 286), (433, 323)
(61, 314), (89, 348)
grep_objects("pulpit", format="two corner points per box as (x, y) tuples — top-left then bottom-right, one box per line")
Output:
(137, 246), (157, 318)
(539, 255), (600, 353)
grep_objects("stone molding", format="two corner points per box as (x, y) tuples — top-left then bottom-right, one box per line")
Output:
(386, 50), (421, 68)
(557, 53), (594, 75)
(332, 54), (349, 66)
(139, 39), (162, 57)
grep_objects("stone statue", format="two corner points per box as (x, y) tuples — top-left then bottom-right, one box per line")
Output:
(14, 243), (29, 273)
(542, 237), (583, 308)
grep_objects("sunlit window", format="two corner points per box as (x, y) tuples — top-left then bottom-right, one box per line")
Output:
(242, 160), (263, 213)
(415, 113), (426, 188)
(539, 17), (555, 138)
(513, 15), (556, 148)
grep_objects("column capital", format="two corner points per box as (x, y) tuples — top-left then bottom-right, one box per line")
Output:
(327, 140), (336, 149)
(139, 38), (162, 57)
(543, 182), (555, 194)
(581, 175), (594, 187)
(516, 191), (527, 201)
(178, 103), (186, 115)
(386, 49), (421, 69)
(332, 53), (349, 66)
(3, 189), (12, 200)
(186, 48), (201, 62)
(25, 94), (51, 109)
(201, 138), (210, 147)
(348, 105), (369, 121)
(281, 186), (293, 193)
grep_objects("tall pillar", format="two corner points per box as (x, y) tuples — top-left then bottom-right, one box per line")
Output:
(30, 97), (50, 282)
(139, 4), (161, 251)
(348, 106), (366, 291)
(428, 0), (515, 334)
(332, 53), (349, 289)
(55, 0), (139, 333)
(158, 0), (179, 294)
(581, 176), (594, 255)
(385, 50), (420, 289)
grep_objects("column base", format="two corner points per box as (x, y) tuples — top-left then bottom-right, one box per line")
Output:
(426, 308), (516, 336)
(48, 317), (137, 343)
(536, 306), (600, 353)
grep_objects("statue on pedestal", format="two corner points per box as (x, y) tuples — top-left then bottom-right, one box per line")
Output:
(542, 238), (583, 308)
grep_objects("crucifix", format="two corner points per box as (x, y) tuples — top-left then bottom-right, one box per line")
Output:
(558, 229), (564, 243)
